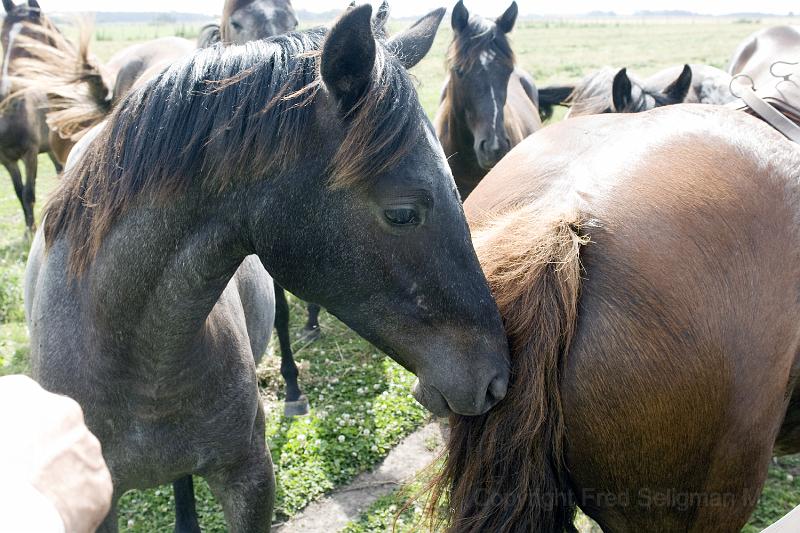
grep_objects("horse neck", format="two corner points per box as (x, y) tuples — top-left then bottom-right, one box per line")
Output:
(87, 188), (255, 367)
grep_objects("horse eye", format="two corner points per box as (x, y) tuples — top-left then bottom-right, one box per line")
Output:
(384, 208), (418, 226)
(231, 21), (243, 31)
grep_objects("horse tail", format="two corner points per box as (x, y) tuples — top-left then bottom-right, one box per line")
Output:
(7, 20), (113, 142)
(426, 206), (587, 533)
(537, 85), (575, 121)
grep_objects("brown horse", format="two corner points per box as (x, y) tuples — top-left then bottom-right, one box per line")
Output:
(198, 0), (298, 47)
(539, 63), (734, 119)
(729, 26), (800, 91)
(429, 104), (800, 532)
(0, 0), (63, 229)
(435, 0), (541, 199)
(10, 24), (195, 158)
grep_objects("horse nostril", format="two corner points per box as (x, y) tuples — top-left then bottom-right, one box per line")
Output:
(484, 373), (508, 408)
(504, 136), (511, 149)
(479, 139), (488, 153)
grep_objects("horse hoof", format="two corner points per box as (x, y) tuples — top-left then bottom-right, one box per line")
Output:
(284, 396), (310, 417)
(298, 327), (321, 342)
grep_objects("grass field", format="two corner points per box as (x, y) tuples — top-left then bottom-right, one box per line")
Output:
(0, 14), (798, 532)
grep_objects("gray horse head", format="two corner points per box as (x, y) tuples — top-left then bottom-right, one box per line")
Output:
(222, 0), (298, 44)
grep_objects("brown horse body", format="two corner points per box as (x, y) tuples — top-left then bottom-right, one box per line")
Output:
(0, 0), (63, 229)
(433, 104), (800, 532)
(434, 1), (541, 199)
(729, 26), (800, 90)
(10, 25), (195, 159)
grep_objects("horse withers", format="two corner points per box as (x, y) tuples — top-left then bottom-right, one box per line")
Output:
(0, 0), (63, 230)
(435, 0), (541, 200)
(26, 5), (508, 531)
(428, 104), (800, 532)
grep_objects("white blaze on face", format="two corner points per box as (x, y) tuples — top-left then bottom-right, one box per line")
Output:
(0, 23), (23, 97)
(480, 49), (500, 142)
(479, 49), (496, 68)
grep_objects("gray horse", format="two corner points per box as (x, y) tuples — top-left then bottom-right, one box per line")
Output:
(198, 0), (299, 47)
(0, 0), (63, 230)
(26, 6), (509, 532)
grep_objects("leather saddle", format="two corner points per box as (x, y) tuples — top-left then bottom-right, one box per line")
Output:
(729, 68), (800, 143)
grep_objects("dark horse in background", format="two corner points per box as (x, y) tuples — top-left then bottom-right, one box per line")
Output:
(435, 1), (541, 199)
(27, 6), (509, 532)
(538, 63), (735, 119)
(0, 0), (63, 230)
(729, 26), (800, 90)
(428, 104), (800, 532)
(198, 0), (298, 47)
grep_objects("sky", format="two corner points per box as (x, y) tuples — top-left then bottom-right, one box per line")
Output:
(28, 0), (800, 17)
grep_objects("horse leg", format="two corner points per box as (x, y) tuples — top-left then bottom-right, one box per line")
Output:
(301, 303), (322, 341)
(775, 384), (800, 455)
(4, 160), (26, 227)
(22, 150), (37, 230)
(173, 475), (201, 533)
(206, 406), (275, 533)
(273, 284), (308, 416)
(48, 150), (64, 174)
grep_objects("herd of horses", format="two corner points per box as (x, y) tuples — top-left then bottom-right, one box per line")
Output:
(2, 0), (800, 531)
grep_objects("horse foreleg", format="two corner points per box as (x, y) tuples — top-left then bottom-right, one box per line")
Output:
(206, 406), (275, 533)
(22, 151), (38, 230)
(48, 150), (64, 174)
(173, 475), (201, 533)
(4, 160), (25, 225)
(273, 284), (308, 416)
(302, 303), (322, 341)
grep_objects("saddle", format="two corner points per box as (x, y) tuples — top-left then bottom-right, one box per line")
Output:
(730, 63), (800, 143)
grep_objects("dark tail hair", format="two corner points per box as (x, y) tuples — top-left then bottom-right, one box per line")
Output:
(426, 206), (587, 532)
(537, 85), (575, 121)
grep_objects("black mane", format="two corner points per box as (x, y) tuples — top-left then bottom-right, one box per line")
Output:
(45, 26), (422, 275)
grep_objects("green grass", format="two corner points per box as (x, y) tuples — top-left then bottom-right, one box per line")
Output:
(1, 16), (798, 532)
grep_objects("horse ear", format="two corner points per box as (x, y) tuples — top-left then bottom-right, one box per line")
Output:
(496, 1), (518, 33)
(373, 0), (390, 37)
(387, 7), (445, 69)
(3, 0), (15, 13)
(322, 4), (375, 113)
(664, 64), (693, 102)
(346, 1), (355, 9)
(27, 0), (39, 7)
(612, 68), (633, 112)
(452, 0), (469, 33)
